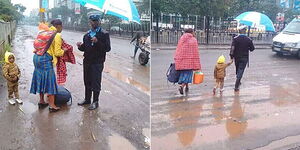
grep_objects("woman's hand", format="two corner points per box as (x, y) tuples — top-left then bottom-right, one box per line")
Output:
(62, 47), (68, 51)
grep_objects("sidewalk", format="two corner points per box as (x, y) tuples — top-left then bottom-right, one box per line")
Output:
(152, 43), (272, 50)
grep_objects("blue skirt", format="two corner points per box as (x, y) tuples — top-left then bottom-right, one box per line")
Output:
(30, 53), (58, 95)
(178, 70), (193, 84)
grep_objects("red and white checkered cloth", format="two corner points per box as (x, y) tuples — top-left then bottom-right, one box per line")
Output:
(174, 33), (201, 70)
(56, 40), (76, 85)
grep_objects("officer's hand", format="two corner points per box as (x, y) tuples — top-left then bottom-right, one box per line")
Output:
(76, 42), (82, 47)
(91, 37), (98, 43)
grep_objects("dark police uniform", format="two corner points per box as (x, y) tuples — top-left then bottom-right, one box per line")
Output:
(230, 34), (255, 91)
(78, 24), (111, 109)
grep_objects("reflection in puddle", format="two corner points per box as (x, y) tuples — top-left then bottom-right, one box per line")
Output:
(169, 98), (202, 147)
(226, 93), (248, 138)
(270, 83), (300, 107)
(109, 134), (136, 150)
(212, 96), (225, 123)
(19, 102), (37, 114)
(104, 67), (150, 95)
(72, 49), (150, 95)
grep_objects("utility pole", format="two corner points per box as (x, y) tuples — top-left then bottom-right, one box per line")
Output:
(39, 0), (45, 22)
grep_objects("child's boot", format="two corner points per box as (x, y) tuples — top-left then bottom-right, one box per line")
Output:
(213, 88), (216, 95)
(220, 89), (224, 94)
(8, 98), (16, 105)
(15, 98), (23, 104)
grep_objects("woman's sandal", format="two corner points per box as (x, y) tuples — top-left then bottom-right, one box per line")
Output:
(38, 103), (49, 109)
(49, 107), (60, 112)
(179, 86), (184, 95)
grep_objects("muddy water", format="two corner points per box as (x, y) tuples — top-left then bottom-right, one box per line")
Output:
(21, 25), (150, 95)
(109, 134), (137, 150)
(0, 25), (149, 150)
(152, 81), (300, 150)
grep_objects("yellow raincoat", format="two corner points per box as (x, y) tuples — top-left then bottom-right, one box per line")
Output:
(2, 51), (20, 82)
(47, 26), (64, 65)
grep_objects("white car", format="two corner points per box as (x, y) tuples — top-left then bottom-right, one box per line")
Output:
(272, 18), (300, 58)
(110, 26), (123, 31)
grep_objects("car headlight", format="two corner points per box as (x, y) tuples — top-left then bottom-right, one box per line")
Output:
(284, 43), (297, 48)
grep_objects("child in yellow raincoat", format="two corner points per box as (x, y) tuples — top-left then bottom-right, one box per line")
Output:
(213, 55), (233, 95)
(2, 51), (22, 104)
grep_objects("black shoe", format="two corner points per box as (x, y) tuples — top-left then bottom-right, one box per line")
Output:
(185, 87), (189, 93)
(78, 99), (91, 106)
(49, 107), (60, 112)
(234, 88), (240, 92)
(38, 103), (49, 109)
(178, 86), (184, 95)
(88, 102), (99, 110)
(235, 79), (241, 91)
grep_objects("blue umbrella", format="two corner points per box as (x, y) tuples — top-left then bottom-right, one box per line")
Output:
(235, 11), (275, 32)
(74, 0), (141, 24)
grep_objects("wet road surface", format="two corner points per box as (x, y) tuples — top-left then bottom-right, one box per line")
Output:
(0, 26), (150, 150)
(151, 48), (300, 150)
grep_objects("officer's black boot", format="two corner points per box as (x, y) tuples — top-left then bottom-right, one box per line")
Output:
(78, 88), (92, 106)
(88, 91), (99, 110)
(234, 79), (241, 92)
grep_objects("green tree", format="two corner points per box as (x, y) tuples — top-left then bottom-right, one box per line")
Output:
(136, 0), (150, 15)
(0, 0), (25, 22)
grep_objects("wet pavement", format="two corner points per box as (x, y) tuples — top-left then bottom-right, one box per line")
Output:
(151, 47), (300, 150)
(0, 25), (150, 150)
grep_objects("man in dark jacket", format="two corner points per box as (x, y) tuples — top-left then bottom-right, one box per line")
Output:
(230, 26), (255, 92)
(76, 14), (111, 110)
(130, 31), (143, 59)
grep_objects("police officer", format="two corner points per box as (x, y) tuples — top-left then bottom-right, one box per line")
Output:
(77, 13), (111, 110)
(230, 26), (255, 92)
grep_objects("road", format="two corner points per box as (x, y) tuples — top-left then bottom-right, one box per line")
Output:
(0, 25), (150, 150)
(151, 47), (300, 150)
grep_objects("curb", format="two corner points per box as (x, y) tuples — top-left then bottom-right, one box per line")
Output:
(152, 46), (272, 50)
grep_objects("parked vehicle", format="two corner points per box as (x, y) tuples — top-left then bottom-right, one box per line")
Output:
(132, 36), (150, 65)
(272, 18), (300, 58)
(110, 26), (123, 31)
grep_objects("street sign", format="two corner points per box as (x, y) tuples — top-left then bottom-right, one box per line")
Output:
(294, 0), (300, 10)
(39, 8), (45, 13)
(42, 0), (49, 9)
(75, 3), (81, 14)
(280, 0), (290, 8)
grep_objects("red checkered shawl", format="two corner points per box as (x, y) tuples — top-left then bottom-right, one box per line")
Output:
(174, 33), (201, 70)
(56, 40), (76, 84)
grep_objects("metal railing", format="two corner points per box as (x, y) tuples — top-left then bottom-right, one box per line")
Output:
(151, 30), (275, 45)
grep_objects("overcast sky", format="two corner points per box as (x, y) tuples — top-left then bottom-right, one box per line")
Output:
(11, 0), (54, 16)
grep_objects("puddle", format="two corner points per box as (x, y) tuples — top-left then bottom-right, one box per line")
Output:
(73, 51), (150, 95)
(104, 67), (150, 95)
(109, 134), (136, 150)
(19, 102), (37, 114)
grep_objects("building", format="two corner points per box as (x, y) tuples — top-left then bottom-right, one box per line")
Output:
(54, 0), (75, 9)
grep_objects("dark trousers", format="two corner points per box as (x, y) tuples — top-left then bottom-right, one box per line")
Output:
(133, 43), (139, 57)
(83, 63), (104, 102)
(235, 57), (248, 80)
